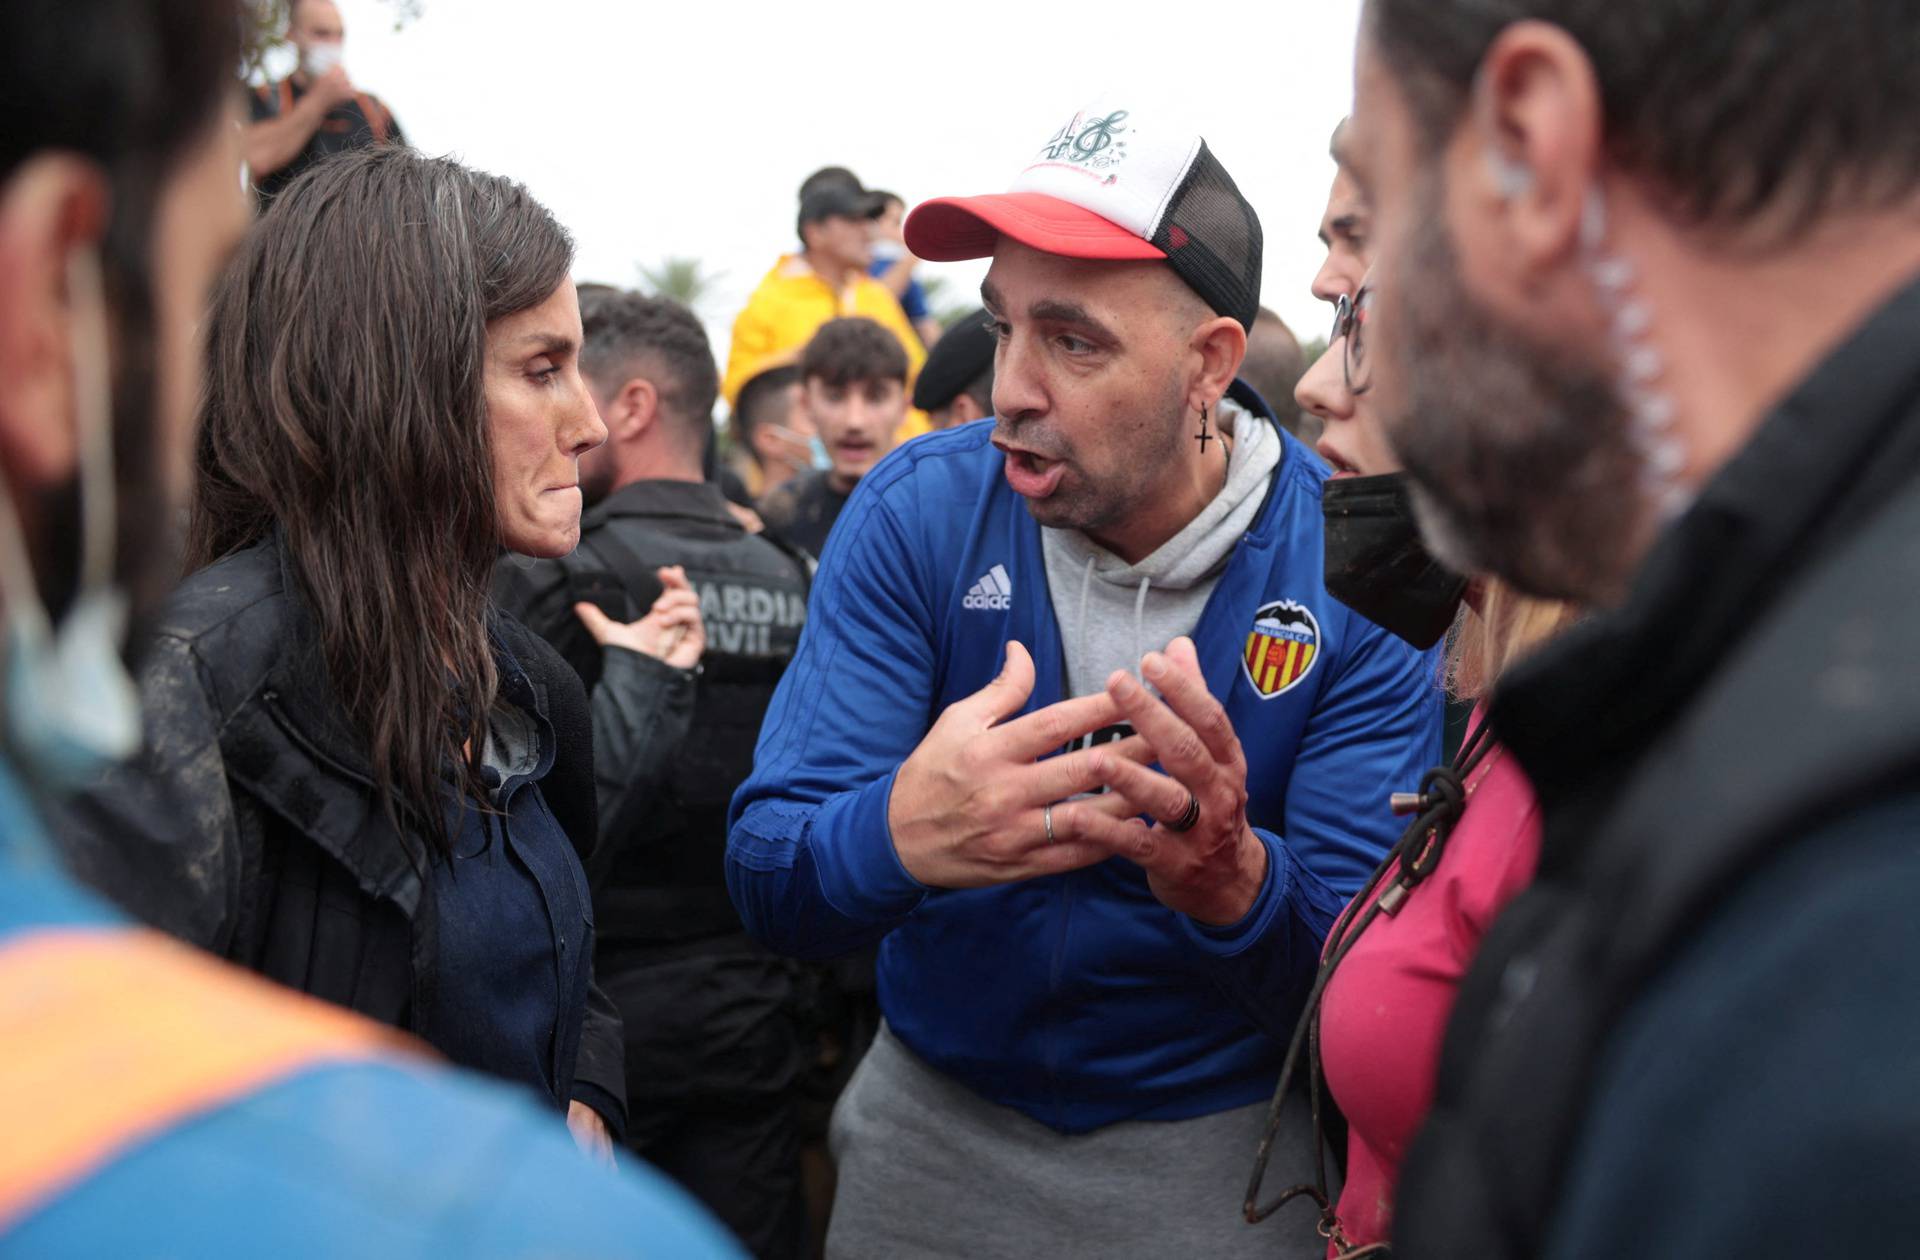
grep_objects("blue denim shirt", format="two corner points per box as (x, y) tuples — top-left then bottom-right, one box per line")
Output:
(429, 645), (594, 1111)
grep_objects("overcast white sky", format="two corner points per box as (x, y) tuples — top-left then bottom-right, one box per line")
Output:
(281, 0), (1362, 362)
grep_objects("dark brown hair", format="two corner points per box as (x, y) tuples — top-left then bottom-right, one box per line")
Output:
(191, 147), (575, 851)
(733, 363), (802, 458)
(579, 287), (718, 452)
(801, 317), (910, 389)
(1367, 0), (1920, 239)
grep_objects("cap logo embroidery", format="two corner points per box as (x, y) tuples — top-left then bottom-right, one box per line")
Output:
(1037, 110), (1131, 170)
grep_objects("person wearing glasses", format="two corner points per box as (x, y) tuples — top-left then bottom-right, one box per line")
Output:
(1260, 281), (1575, 1253)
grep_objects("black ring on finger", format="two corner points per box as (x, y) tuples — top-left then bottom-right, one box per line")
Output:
(1167, 790), (1201, 833)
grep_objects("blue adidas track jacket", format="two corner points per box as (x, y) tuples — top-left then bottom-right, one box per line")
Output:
(728, 389), (1441, 1133)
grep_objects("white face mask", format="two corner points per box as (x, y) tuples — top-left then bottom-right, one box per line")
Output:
(303, 41), (344, 78)
(0, 249), (141, 790)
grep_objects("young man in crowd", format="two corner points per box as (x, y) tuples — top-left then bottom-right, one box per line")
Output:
(1340, 2), (1920, 1255)
(911, 308), (997, 430)
(726, 357), (814, 504)
(243, 0), (406, 207)
(721, 184), (926, 431)
(728, 98), (1440, 1258)
(757, 317), (910, 558)
(494, 289), (813, 1259)
(0, 1), (733, 1253)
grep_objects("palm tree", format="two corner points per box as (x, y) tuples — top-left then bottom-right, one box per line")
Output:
(637, 257), (724, 316)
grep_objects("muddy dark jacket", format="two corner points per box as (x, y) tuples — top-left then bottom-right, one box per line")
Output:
(58, 535), (628, 1131)
(1394, 274), (1920, 1258)
(494, 478), (810, 947)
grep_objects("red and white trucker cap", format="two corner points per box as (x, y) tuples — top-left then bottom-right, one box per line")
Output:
(905, 96), (1264, 330)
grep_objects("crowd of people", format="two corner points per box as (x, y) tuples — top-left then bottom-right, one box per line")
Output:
(4, 0), (1920, 1257)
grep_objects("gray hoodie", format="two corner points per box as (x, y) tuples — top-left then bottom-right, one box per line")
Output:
(1042, 399), (1280, 700)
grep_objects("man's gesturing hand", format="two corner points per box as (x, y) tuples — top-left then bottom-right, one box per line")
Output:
(1082, 636), (1269, 926)
(887, 641), (1154, 889)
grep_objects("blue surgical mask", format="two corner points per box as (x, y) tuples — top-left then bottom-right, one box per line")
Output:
(765, 422), (833, 474)
(0, 250), (141, 791)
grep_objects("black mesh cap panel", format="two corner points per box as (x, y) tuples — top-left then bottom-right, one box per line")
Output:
(1149, 141), (1263, 331)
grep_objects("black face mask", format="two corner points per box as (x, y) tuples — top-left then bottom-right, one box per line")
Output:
(1322, 472), (1469, 650)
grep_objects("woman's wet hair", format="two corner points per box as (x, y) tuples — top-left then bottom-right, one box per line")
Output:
(191, 147), (575, 853)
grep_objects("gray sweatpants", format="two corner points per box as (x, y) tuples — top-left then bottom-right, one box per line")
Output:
(826, 1024), (1328, 1259)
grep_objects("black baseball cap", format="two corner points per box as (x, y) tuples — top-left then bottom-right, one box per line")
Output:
(798, 186), (884, 236)
(912, 310), (997, 411)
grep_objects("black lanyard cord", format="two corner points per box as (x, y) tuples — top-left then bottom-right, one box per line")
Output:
(1243, 715), (1498, 1240)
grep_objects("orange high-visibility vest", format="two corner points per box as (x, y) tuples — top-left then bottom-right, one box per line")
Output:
(0, 926), (411, 1230)
(266, 76), (393, 144)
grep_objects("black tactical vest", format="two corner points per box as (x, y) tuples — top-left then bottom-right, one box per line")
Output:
(560, 486), (811, 945)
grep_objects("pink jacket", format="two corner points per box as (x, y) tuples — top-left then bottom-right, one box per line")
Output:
(1317, 723), (1543, 1251)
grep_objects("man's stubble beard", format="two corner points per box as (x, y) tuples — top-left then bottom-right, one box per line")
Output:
(1016, 368), (1187, 539)
(1383, 174), (1650, 605)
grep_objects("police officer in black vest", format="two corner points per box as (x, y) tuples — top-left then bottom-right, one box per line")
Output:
(494, 288), (811, 1260)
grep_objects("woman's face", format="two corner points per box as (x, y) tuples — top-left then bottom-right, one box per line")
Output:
(1295, 289), (1401, 480)
(486, 280), (606, 557)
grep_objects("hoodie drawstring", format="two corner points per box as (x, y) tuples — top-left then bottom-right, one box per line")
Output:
(1073, 556), (1155, 687)
(1133, 576), (1151, 683)
(1076, 554), (1096, 686)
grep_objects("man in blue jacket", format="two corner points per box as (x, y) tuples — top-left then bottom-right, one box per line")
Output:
(728, 97), (1441, 1257)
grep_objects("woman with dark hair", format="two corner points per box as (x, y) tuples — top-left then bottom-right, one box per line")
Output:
(64, 146), (644, 1155)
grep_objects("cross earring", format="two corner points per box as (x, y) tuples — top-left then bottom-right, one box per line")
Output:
(1194, 401), (1214, 454)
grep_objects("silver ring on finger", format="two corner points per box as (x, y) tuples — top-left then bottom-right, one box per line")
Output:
(1044, 803), (1056, 845)
(1167, 790), (1201, 833)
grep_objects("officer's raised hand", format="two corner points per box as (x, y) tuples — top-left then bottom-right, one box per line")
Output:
(573, 565), (706, 670)
(1080, 636), (1269, 926)
(312, 64), (358, 112)
(887, 641), (1156, 889)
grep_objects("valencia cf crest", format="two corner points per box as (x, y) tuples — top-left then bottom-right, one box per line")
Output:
(1242, 600), (1322, 699)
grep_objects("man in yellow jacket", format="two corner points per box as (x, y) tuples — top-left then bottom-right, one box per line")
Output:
(725, 185), (930, 437)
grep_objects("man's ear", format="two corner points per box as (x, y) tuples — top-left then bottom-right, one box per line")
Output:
(1468, 19), (1605, 278)
(0, 154), (109, 494)
(1189, 315), (1248, 412)
(748, 419), (779, 461)
(604, 375), (660, 443)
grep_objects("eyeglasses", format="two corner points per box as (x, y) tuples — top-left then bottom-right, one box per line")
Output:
(1329, 285), (1374, 396)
